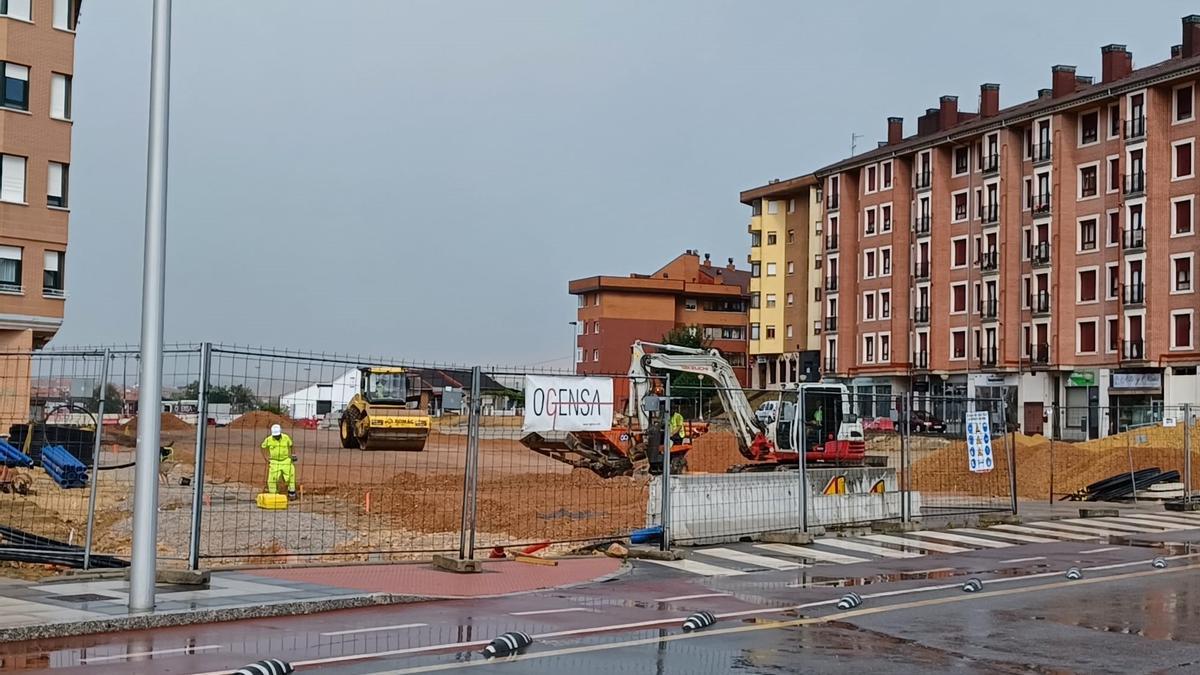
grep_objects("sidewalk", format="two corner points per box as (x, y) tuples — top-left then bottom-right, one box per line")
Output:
(0, 556), (625, 643)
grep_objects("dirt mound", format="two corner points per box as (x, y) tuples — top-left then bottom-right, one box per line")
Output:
(121, 412), (191, 432)
(686, 430), (748, 473)
(229, 410), (295, 430)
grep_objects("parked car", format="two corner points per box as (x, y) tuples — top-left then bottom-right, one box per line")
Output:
(755, 400), (779, 424)
(909, 409), (947, 434)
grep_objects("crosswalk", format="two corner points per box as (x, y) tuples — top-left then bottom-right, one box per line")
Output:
(641, 512), (1200, 577)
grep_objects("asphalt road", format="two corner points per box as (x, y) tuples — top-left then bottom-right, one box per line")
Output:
(5, 520), (1200, 674)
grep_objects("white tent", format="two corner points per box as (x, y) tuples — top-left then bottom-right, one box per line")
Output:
(280, 369), (359, 420)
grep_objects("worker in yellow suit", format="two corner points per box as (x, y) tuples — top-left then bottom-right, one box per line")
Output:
(260, 423), (297, 499)
(669, 410), (686, 445)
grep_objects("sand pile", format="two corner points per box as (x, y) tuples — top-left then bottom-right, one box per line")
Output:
(228, 410), (295, 430)
(121, 412), (191, 432)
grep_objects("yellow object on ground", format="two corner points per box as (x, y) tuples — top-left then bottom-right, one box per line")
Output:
(256, 492), (289, 510)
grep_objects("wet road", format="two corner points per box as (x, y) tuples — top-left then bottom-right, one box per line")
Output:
(4, 531), (1200, 674)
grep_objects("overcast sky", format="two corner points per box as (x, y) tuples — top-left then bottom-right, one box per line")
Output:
(54, 0), (1200, 366)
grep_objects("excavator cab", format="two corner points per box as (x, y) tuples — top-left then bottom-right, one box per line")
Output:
(799, 385), (865, 464)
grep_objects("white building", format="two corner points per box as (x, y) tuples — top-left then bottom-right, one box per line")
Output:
(280, 369), (361, 420)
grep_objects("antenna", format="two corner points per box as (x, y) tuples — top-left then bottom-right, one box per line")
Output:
(851, 133), (864, 156)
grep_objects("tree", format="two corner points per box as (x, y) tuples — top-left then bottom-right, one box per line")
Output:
(86, 384), (125, 414)
(660, 325), (713, 419)
(171, 380), (261, 412)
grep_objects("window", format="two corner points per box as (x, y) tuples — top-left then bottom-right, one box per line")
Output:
(787, 199), (795, 214)
(881, 247), (891, 276)
(814, 255), (822, 269)
(787, 261), (794, 275)
(1023, 176), (1032, 210)
(1107, 210), (1120, 246)
(1078, 269), (1097, 303)
(863, 335), (875, 363)
(866, 165), (877, 193)
(951, 238), (968, 268)
(1107, 316), (1119, 353)
(1175, 255), (1193, 292)
(864, 250), (876, 278)
(1175, 140), (1194, 179)
(684, 298), (697, 311)
(1107, 156), (1120, 193)
(47, 162), (67, 207)
(750, 323), (760, 340)
(864, 292), (875, 321)
(751, 262), (760, 278)
(0, 0), (30, 22)
(1109, 102), (1121, 138)
(1078, 320), (1098, 354)
(786, 325), (793, 339)
(593, 321), (600, 334)
(750, 292), (760, 308)
(1080, 111), (1099, 145)
(865, 207), (877, 235)
(0, 154), (25, 203)
(766, 325), (776, 339)
(765, 262), (776, 276)
(880, 290), (891, 318)
(951, 283), (967, 313)
(1107, 263), (1119, 300)
(766, 232), (777, 245)
(786, 292), (794, 306)
(594, 294), (599, 306)
(767, 200), (779, 215)
(751, 200), (762, 216)
(881, 160), (893, 189)
(953, 191), (968, 221)
(0, 245), (21, 292)
(766, 293), (776, 309)
(880, 204), (892, 232)
(53, 0), (79, 30)
(1079, 217), (1097, 251)
(592, 349), (599, 362)
(1175, 197), (1193, 235)
(1174, 311), (1194, 350)
(1177, 84), (1195, 122)
(577, 294), (586, 308)
(880, 334), (891, 362)
(1, 62), (27, 111)
(1079, 165), (1097, 198)
(954, 147), (969, 175)
(951, 330), (967, 359)
(574, 348), (583, 364)
(787, 229), (795, 244)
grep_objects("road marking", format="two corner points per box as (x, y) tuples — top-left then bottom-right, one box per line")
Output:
(955, 528), (1058, 544)
(860, 534), (972, 553)
(365, 562), (1200, 673)
(1079, 546), (1122, 554)
(321, 623), (428, 637)
(1128, 514), (1200, 528)
(753, 543), (869, 564)
(989, 524), (1096, 541)
(1140, 511), (1200, 522)
(1111, 516), (1197, 530)
(509, 608), (592, 616)
(653, 592), (732, 602)
(1060, 518), (1159, 533)
(1022, 521), (1136, 537)
(82, 645), (221, 664)
(812, 538), (922, 558)
(906, 530), (1013, 548)
(694, 547), (805, 570)
(640, 558), (747, 576)
(998, 556), (1045, 564)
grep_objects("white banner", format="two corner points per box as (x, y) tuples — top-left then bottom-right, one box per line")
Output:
(522, 375), (614, 433)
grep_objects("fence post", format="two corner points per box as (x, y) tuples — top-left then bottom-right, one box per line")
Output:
(1048, 403), (1055, 505)
(82, 349), (111, 570)
(660, 377), (672, 552)
(798, 386), (808, 533)
(1006, 403), (1017, 516)
(900, 389), (911, 524)
(457, 366), (482, 561)
(187, 342), (211, 571)
(1185, 402), (1192, 504)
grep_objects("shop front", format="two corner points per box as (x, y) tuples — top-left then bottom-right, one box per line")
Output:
(1062, 370), (1102, 441)
(1109, 369), (1164, 433)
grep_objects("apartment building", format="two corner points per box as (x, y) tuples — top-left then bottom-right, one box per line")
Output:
(570, 251), (750, 405)
(740, 175), (823, 390)
(819, 15), (1200, 439)
(0, 1), (80, 427)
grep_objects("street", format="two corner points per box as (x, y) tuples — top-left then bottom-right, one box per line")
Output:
(4, 512), (1200, 674)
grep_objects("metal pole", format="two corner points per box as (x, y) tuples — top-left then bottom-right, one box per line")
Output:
(1048, 405), (1055, 504)
(1184, 403), (1192, 504)
(82, 350), (110, 570)
(1006, 404), (1017, 515)
(458, 366), (482, 560)
(799, 387), (808, 532)
(901, 389), (911, 523)
(130, 0), (172, 613)
(187, 343), (211, 570)
(660, 377), (671, 552)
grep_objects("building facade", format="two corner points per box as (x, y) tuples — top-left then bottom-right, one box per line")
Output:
(819, 15), (1200, 439)
(570, 251), (750, 395)
(740, 175), (823, 389)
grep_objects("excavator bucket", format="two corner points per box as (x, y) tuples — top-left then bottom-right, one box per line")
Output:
(521, 430), (635, 478)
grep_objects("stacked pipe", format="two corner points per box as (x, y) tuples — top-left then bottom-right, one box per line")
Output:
(41, 444), (88, 488)
(0, 439), (32, 467)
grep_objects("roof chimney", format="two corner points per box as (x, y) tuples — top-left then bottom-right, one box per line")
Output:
(939, 95), (958, 130)
(980, 83), (1000, 117)
(1173, 44), (1184, 58)
(1101, 44), (1133, 82)
(1038, 88), (1052, 99)
(1051, 65), (1076, 98)
(887, 116), (903, 144)
(703, 253), (711, 267)
(726, 257), (734, 271)
(1184, 15), (1200, 58)
(1075, 75), (1094, 89)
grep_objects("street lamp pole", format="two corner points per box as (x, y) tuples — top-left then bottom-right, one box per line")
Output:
(568, 321), (578, 373)
(129, 0), (172, 612)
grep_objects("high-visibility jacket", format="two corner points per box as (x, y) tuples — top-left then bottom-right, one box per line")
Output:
(261, 433), (294, 463)
(669, 412), (685, 437)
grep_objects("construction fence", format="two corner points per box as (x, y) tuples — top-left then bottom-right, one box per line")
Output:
(0, 344), (1042, 570)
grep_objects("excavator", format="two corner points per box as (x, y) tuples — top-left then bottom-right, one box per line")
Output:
(339, 367), (432, 451)
(521, 341), (871, 478)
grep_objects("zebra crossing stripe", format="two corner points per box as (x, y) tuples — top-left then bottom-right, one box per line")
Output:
(693, 547), (806, 570)
(641, 558), (747, 576)
(955, 528), (1058, 544)
(907, 530), (1013, 548)
(753, 543), (869, 564)
(813, 538), (922, 559)
(860, 534), (972, 554)
(988, 524), (1097, 541)
(1059, 518), (1160, 533)
(1023, 521), (1140, 537)
(1110, 516), (1196, 530)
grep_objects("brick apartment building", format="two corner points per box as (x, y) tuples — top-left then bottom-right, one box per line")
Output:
(739, 175), (823, 389)
(815, 14), (1200, 440)
(570, 251), (750, 402)
(0, 0), (80, 427)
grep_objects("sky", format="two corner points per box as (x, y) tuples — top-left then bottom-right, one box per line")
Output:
(54, 0), (1200, 367)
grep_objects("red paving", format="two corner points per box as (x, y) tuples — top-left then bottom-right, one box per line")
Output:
(245, 556), (623, 597)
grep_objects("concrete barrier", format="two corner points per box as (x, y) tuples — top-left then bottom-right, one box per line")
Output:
(647, 468), (921, 545)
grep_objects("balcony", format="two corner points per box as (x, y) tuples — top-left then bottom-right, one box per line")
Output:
(913, 305), (930, 325)
(913, 261), (931, 281)
(1032, 291), (1051, 316)
(979, 250), (999, 274)
(1122, 227), (1145, 252)
(913, 216), (931, 236)
(824, 355), (837, 373)
(824, 316), (838, 333)
(912, 350), (929, 370)
(1032, 141), (1052, 165)
(1123, 338), (1147, 361)
(1123, 172), (1145, 198)
(826, 194), (839, 211)
(1032, 241), (1051, 268)
(1030, 343), (1051, 367)
(0, 283), (23, 295)
(1031, 193), (1051, 216)
(1123, 282), (1145, 306)
(824, 276), (839, 292)
(914, 170), (932, 191)
(980, 347), (999, 368)
(747, 221), (760, 234)
(981, 153), (1000, 175)
(981, 299), (999, 321)
(979, 203), (999, 226)
(42, 287), (65, 299)
(1125, 116), (1146, 141)
(825, 233), (839, 251)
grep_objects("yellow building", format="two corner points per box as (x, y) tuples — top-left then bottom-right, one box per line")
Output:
(741, 175), (823, 390)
